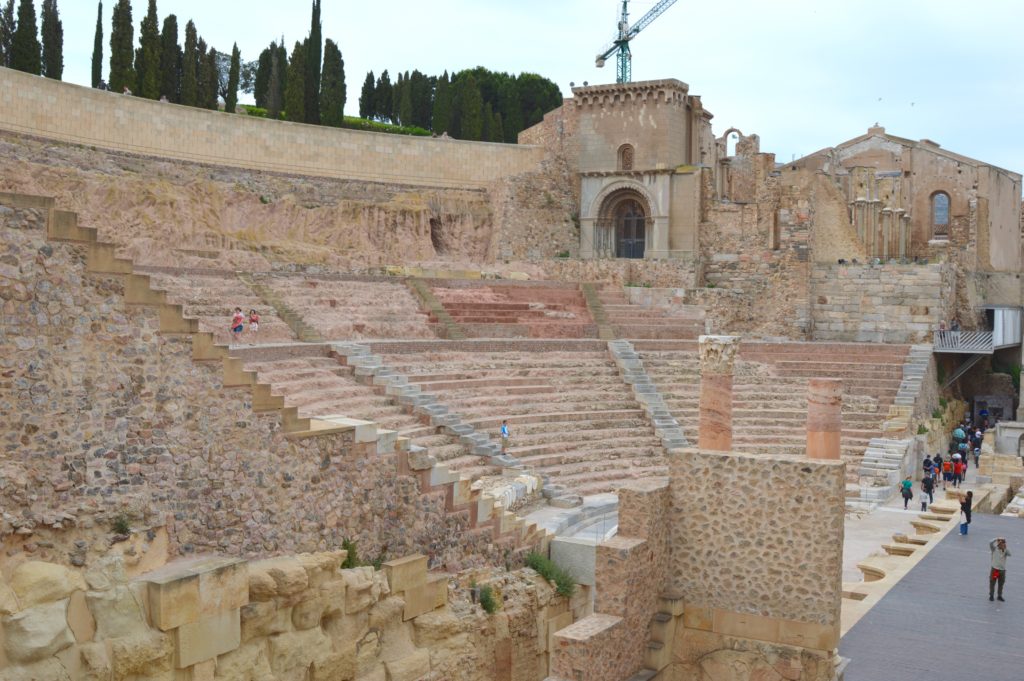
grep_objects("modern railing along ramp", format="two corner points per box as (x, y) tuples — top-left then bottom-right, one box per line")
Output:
(933, 330), (995, 354)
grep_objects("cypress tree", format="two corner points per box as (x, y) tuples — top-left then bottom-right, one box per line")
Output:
(304, 0), (321, 124)
(194, 36), (207, 106)
(374, 69), (392, 123)
(254, 46), (271, 108)
(205, 46), (218, 108)
(158, 14), (179, 102)
(319, 38), (344, 127)
(392, 72), (403, 124)
(9, 0), (40, 75)
(481, 102), (493, 143)
(180, 20), (196, 105)
(90, 1), (102, 86)
(497, 79), (522, 143)
(399, 76), (413, 128)
(0, 0), (15, 68)
(266, 40), (283, 120)
(40, 0), (62, 79)
(136, 0), (158, 98)
(358, 70), (374, 120)
(283, 40), (305, 122)
(276, 40), (288, 106)
(225, 43), (240, 113)
(431, 71), (450, 134)
(491, 111), (504, 143)
(459, 74), (484, 141)
(108, 0), (134, 93)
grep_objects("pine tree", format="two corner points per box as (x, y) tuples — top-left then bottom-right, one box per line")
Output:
(319, 38), (344, 127)
(304, 0), (321, 124)
(458, 74), (484, 140)
(158, 14), (179, 102)
(9, 0), (40, 75)
(358, 70), (374, 120)
(180, 20), (196, 105)
(90, 1), (102, 86)
(374, 69), (392, 123)
(254, 46), (271, 108)
(0, 0), (15, 68)
(283, 40), (306, 122)
(40, 0), (62, 79)
(266, 40), (283, 120)
(108, 0), (134, 92)
(431, 71), (450, 134)
(134, 0), (158, 98)
(225, 43), (240, 113)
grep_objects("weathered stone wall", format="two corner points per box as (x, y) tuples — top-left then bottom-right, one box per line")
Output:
(810, 263), (953, 343)
(0, 67), (544, 190)
(0, 551), (585, 681)
(0, 203), (506, 571)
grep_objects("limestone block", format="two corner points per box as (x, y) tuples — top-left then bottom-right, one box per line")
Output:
(402, 575), (447, 621)
(240, 600), (292, 643)
(196, 560), (248, 618)
(267, 628), (328, 676)
(78, 641), (112, 680)
(343, 568), (378, 614)
(3, 599), (74, 663)
(368, 596), (405, 631)
(145, 572), (199, 631)
(87, 586), (146, 639)
(213, 641), (273, 681)
(382, 555), (427, 594)
(0, 658), (72, 681)
(411, 609), (462, 647)
(384, 649), (430, 681)
(9, 562), (86, 608)
(297, 552), (345, 588)
(0, 584), (20, 616)
(546, 611), (573, 654)
(426, 632), (472, 670)
(249, 558), (309, 602)
(292, 593), (329, 630)
(311, 641), (356, 681)
(318, 580), (346, 617)
(67, 590), (96, 643)
(174, 609), (241, 668)
(190, 659), (216, 681)
(108, 630), (173, 680)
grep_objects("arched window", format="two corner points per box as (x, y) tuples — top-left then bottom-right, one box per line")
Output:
(932, 192), (950, 238)
(726, 133), (739, 158)
(618, 144), (635, 171)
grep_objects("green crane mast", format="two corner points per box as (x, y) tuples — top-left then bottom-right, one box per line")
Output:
(595, 0), (679, 84)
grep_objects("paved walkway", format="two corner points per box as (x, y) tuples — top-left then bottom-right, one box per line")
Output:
(840, 512), (1024, 681)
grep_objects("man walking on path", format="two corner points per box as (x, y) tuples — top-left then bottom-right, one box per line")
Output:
(989, 537), (1011, 602)
(500, 420), (510, 453)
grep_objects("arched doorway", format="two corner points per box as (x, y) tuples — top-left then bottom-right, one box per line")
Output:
(595, 188), (651, 259)
(615, 199), (646, 259)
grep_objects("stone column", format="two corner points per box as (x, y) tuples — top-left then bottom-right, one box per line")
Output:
(806, 378), (843, 460)
(698, 335), (740, 452)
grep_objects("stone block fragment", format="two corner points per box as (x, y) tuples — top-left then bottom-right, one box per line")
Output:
(3, 599), (74, 663)
(382, 555), (427, 594)
(88, 586), (146, 639)
(384, 649), (430, 681)
(402, 575), (447, 621)
(9, 562), (86, 608)
(109, 630), (173, 679)
(66, 590), (95, 643)
(174, 609), (241, 668)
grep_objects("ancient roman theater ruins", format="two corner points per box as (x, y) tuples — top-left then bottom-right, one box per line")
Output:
(1, 66), (1023, 681)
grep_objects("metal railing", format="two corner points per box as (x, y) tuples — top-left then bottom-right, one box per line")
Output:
(933, 329), (994, 353)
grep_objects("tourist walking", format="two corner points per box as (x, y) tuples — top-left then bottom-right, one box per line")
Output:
(248, 309), (260, 338)
(500, 420), (510, 453)
(923, 455), (934, 478)
(230, 307), (245, 342)
(959, 507), (969, 535)
(989, 537), (1011, 601)
(900, 476), (913, 509)
(962, 490), (973, 527)
(921, 474), (935, 506)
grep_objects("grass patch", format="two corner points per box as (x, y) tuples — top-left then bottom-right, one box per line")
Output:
(526, 552), (576, 598)
(931, 408), (942, 419)
(111, 514), (131, 535)
(917, 424), (929, 435)
(939, 397), (948, 409)
(478, 585), (499, 614)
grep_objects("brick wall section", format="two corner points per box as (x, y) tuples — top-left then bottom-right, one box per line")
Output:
(810, 263), (953, 343)
(0, 205), (501, 569)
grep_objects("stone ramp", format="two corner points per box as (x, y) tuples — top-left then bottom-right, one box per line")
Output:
(840, 513), (1024, 681)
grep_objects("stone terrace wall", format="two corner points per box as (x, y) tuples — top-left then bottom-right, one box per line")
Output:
(810, 263), (953, 343)
(0, 204), (502, 571)
(0, 67), (543, 190)
(0, 551), (585, 681)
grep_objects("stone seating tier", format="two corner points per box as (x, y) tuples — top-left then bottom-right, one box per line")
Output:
(382, 350), (667, 494)
(145, 271), (295, 345)
(596, 286), (706, 339)
(270, 277), (437, 340)
(431, 285), (596, 339)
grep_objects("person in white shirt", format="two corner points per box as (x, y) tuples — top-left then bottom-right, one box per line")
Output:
(990, 537), (1011, 601)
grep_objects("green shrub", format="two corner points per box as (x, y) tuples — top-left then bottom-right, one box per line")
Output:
(341, 539), (360, 569)
(111, 514), (131, 535)
(917, 424), (929, 435)
(478, 585), (499, 614)
(939, 397), (948, 409)
(339, 117), (430, 137)
(931, 408), (942, 419)
(555, 250), (570, 258)
(525, 552), (576, 598)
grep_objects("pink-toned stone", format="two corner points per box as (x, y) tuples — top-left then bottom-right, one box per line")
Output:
(698, 335), (739, 452)
(806, 378), (842, 460)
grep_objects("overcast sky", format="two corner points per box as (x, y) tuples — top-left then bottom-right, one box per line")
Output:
(56, 0), (1024, 174)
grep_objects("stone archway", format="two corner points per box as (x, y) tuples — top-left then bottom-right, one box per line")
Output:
(596, 188), (652, 259)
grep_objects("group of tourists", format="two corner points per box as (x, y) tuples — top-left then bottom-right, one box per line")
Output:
(230, 307), (260, 342)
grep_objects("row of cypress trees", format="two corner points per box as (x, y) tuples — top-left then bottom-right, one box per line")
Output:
(0, 0), (63, 79)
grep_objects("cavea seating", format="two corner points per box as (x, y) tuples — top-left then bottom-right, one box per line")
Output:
(272, 277), (437, 339)
(431, 283), (596, 338)
(144, 270), (295, 345)
(598, 285), (705, 339)
(381, 348), (668, 493)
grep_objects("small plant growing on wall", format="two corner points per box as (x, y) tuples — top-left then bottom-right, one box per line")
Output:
(478, 585), (499, 614)
(525, 552), (576, 597)
(917, 424), (929, 435)
(110, 514), (131, 535)
(341, 538), (360, 568)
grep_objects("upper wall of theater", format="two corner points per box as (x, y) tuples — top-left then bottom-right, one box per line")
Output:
(0, 67), (545, 190)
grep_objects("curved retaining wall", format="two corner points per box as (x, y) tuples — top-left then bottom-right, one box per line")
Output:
(0, 67), (545, 188)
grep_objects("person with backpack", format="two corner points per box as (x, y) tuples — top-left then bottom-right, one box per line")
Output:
(921, 474), (935, 506)
(923, 455), (934, 478)
(942, 459), (952, 490)
(900, 476), (913, 509)
(989, 538), (1011, 602)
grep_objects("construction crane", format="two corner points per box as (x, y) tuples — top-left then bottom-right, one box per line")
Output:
(595, 0), (679, 84)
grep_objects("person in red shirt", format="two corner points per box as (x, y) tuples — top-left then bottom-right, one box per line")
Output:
(230, 307), (244, 342)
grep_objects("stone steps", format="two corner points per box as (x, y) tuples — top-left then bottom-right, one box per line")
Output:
(507, 435), (664, 459)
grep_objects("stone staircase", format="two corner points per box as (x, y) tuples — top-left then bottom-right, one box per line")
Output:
(581, 283), (616, 340)
(608, 340), (688, 450)
(406, 278), (465, 339)
(379, 347), (669, 497)
(238, 273), (322, 342)
(597, 285), (705, 340)
(852, 438), (914, 506)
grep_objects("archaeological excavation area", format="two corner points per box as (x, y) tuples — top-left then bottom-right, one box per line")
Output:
(1, 66), (1023, 681)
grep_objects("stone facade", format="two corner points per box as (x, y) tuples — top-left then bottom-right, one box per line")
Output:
(0, 551), (585, 681)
